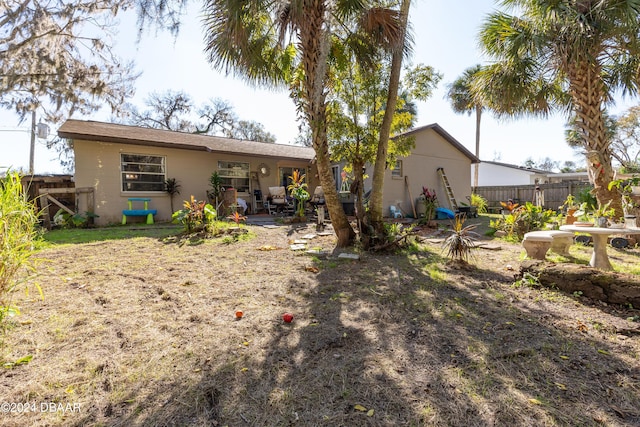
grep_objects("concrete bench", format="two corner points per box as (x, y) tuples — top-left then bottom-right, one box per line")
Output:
(122, 198), (157, 225)
(522, 230), (575, 259)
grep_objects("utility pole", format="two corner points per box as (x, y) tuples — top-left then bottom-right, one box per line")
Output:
(29, 110), (36, 175)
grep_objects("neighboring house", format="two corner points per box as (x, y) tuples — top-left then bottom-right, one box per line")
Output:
(476, 160), (590, 186)
(546, 171), (590, 183)
(370, 123), (479, 216)
(476, 161), (550, 186)
(58, 120), (478, 224)
(58, 120), (317, 225)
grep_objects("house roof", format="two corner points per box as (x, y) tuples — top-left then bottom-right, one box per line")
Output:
(481, 160), (549, 174)
(58, 120), (316, 162)
(394, 123), (480, 164)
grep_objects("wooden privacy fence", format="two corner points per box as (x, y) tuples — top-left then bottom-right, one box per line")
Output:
(19, 175), (95, 229)
(474, 182), (593, 211)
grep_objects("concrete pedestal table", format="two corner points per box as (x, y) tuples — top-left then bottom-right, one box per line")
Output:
(559, 225), (638, 270)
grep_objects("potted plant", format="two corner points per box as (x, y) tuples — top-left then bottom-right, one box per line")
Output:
(593, 200), (615, 228)
(572, 202), (593, 226)
(421, 187), (438, 220)
(561, 194), (578, 225)
(608, 175), (640, 226)
(287, 169), (309, 220)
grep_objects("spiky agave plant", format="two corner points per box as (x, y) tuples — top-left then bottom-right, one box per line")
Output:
(442, 215), (479, 263)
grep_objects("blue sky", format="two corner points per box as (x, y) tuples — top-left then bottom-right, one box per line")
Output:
(2, 0), (638, 173)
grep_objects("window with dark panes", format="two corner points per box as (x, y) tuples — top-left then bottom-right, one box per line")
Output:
(391, 160), (403, 178)
(218, 161), (250, 193)
(121, 154), (166, 192)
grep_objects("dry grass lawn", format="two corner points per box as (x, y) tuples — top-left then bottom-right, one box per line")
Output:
(1, 218), (639, 426)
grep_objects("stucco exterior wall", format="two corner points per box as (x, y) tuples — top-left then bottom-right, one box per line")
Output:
(74, 139), (316, 225)
(382, 128), (473, 217)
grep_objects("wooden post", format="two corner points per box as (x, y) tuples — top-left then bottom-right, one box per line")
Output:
(405, 176), (417, 219)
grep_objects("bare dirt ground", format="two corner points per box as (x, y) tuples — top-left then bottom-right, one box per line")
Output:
(1, 218), (639, 426)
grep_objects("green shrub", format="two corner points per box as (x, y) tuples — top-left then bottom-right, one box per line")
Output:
(490, 202), (556, 239)
(0, 172), (43, 328)
(172, 195), (216, 233)
(53, 209), (98, 228)
(470, 193), (488, 214)
(576, 187), (597, 211)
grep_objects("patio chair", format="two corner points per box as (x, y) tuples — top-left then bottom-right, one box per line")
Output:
(389, 205), (403, 219)
(267, 186), (288, 215)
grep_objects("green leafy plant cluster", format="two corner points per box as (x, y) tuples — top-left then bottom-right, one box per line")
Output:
(490, 202), (556, 239)
(420, 187), (438, 220)
(469, 193), (487, 214)
(53, 209), (98, 228)
(609, 175), (640, 213)
(383, 222), (404, 244)
(0, 171), (43, 329)
(172, 195), (216, 233)
(207, 172), (224, 217)
(575, 187), (597, 212)
(287, 169), (309, 217)
(513, 272), (541, 289)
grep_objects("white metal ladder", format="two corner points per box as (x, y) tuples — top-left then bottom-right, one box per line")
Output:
(437, 167), (458, 211)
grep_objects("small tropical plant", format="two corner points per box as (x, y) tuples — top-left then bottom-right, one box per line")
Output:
(227, 210), (247, 226)
(576, 187), (597, 212)
(53, 209), (98, 228)
(208, 172), (224, 217)
(172, 195), (216, 233)
(421, 187), (438, 220)
(164, 178), (181, 213)
(469, 193), (487, 214)
(500, 199), (519, 213)
(490, 202), (555, 239)
(594, 200), (615, 220)
(561, 194), (577, 211)
(609, 176), (640, 215)
(442, 215), (478, 262)
(287, 169), (309, 217)
(0, 171), (43, 330)
(573, 202), (592, 223)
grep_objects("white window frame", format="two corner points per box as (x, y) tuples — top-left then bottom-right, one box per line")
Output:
(391, 160), (403, 179)
(218, 161), (250, 193)
(121, 153), (166, 192)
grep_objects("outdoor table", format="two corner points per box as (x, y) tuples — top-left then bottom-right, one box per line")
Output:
(559, 225), (639, 270)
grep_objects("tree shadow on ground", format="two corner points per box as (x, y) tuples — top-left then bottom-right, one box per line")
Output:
(78, 243), (639, 426)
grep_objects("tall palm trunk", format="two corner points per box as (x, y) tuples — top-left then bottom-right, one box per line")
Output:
(368, 0), (410, 237)
(567, 60), (622, 216)
(301, 0), (355, 247)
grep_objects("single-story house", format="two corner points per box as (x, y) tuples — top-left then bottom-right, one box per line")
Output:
(58, 120), (478, 224)
(476, 160), (551, 186)
(476, 160), (589, 186)
(58, 120), (318, 225)
(370, 123), (480, 216)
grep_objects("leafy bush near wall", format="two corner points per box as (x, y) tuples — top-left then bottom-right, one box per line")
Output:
(490, 202), (557, 239)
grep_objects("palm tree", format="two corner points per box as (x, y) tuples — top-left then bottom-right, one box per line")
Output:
(478, 0), (640, 217)
(368, 0), (412, 235)
(447, 65), (484, 189)
(164, 178), (181, 213)
(201, 1), (406, 247)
